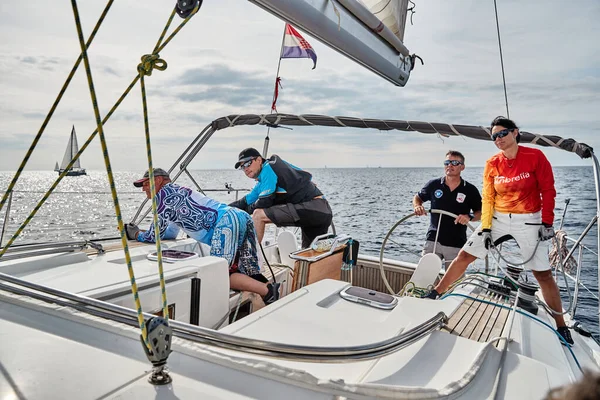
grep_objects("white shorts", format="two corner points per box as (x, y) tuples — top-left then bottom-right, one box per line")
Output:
(462, 211), (550, 271)
(423, 241), (460, 270)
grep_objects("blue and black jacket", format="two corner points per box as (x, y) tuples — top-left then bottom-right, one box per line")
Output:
(230, 155), (322, 212)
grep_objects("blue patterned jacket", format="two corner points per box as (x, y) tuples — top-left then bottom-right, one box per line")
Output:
(137, 183), (229, 244)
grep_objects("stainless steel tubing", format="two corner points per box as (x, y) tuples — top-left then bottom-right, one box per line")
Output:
(0, 271), (446, 361)
(1, 240), (87, 254)
(132, 124), (214, 223)
(0, 191), (12, 247)
(591, 154), (600, 330)
(0, 244), (86, 261)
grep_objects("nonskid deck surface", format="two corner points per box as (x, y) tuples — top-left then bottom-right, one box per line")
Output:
(219, 280), (577, 399)
(0, 277), (592, 399)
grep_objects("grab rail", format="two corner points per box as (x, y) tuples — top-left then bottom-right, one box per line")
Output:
(0, 271), (446, 361)
(0, 191), (11, 248)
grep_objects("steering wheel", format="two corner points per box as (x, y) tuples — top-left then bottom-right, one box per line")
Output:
(379, 209), (476, 295)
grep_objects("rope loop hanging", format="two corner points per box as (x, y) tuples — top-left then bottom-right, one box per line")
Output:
(138, 54), (167, 77)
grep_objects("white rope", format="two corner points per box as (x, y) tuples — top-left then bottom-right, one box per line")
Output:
(448, 124), (462, 137)
(531, 133), (561, 149)
(297, 115), (315, 125)
(331, 116), (348, 127)
(256, 114), (270, 126)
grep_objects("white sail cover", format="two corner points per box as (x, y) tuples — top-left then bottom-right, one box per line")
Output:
(359, 0), (409, 42)
(250, 0), (412, 86)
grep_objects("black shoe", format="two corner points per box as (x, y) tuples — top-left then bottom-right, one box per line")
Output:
(422, 289), (439, 300)
(263, 282), (280, 305)
(557, 326), (574, 345)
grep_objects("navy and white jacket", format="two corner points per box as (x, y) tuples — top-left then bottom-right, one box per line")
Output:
(231, 155), (322, 212)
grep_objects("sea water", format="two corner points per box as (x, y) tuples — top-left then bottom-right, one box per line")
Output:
(1, 167), (598, 337)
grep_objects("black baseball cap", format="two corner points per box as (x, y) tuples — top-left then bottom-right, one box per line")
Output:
(133, 168), (170, 187)
(234, 148), (262, 169)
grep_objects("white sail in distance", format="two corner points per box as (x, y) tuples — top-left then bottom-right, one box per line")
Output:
(359, 0), (409, 42)
(60, 125), (81, 170)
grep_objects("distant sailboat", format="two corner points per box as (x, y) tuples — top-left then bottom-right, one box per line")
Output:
(55, 125), (86, 176)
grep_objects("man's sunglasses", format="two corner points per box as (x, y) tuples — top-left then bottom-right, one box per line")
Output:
(237, 158), (255, 170)
(491, 128), (514, 141)
(444, 160), (464, 166)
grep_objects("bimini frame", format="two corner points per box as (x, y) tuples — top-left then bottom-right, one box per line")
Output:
(140, 113), (598, 334)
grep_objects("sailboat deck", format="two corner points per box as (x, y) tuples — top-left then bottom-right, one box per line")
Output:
(445, 292), (511, 343)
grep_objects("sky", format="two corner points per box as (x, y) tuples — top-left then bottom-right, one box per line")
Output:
(0, 0), (598, 171)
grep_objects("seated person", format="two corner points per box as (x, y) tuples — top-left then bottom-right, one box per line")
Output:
(229, 147), (333, 249)
(125, 168), (279, 304)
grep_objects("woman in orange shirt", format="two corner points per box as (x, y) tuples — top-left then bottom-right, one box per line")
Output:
(427, 116), (572, 344)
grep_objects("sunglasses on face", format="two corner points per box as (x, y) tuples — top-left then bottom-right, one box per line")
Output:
(238, 158), (255, 170)
(491, 128), (514, 141)
(444, 160), (463, 166)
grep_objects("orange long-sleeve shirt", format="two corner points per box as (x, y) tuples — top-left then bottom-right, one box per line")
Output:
(481, 146), (556, 229)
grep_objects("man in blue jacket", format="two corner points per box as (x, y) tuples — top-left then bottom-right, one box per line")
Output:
(230, 148), (333, 248)
(125, 168), (279, 304)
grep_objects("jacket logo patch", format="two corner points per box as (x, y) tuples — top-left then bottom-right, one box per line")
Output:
(456, 193), (466, 203)
(434, 189), (443, 198)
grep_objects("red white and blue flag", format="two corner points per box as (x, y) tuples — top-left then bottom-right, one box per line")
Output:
(280, 24), (317, 69)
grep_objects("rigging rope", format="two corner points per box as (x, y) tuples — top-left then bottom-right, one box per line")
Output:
(0, 0), (115, 216)
(0, 0), (201, 352)
(493, 0), (510, 118)
(137, 12), (178, 320)
(69, 0), (152, 349)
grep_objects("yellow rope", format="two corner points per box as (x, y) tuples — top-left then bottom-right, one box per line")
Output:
(0, 4), (199, 254)
(399, 280), (432, 297)
(69, 0), (153, 349)
(131, 3), (199, 322)
(0, 76), (139, 258)
(0, 0), (115, 215)
(0, 0), (201, 350)
(138, 51), (170, 320)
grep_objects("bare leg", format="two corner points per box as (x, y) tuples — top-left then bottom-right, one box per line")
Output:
(229, 273), (268, 297)
(251, 209), (272, 244)
(434, 250), (477, 293)
(533, 270), (566, 327)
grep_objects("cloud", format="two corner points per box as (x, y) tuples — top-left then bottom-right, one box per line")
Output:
(0, 0), (598, 171)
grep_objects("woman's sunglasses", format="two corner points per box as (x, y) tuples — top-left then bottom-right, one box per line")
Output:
(237, 158), (255, 170)
(491, 128), (514, 141)
(444, 160), (464, 166)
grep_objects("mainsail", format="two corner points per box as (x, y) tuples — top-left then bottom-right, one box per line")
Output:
(359, 0), (409, 42)
(60, 126), (81, 170)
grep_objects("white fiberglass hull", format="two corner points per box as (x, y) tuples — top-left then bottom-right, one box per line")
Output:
(2, 277), (597, 399)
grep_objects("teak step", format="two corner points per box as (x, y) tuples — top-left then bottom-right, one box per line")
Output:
(446, 292), (511, 343)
